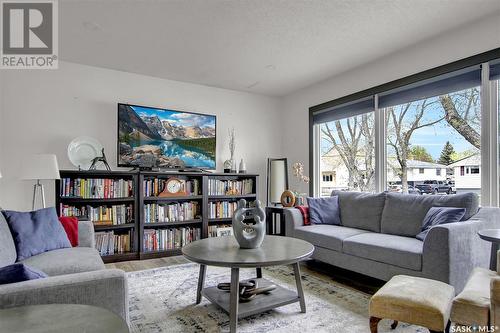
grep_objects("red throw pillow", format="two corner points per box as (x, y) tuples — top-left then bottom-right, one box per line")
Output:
(296, 206), (310, 226)
(58, 217), (79, 247)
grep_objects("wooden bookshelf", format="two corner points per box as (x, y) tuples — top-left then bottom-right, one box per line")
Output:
(55, 170), (259, 262)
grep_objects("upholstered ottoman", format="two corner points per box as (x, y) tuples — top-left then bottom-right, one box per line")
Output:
(369, 275), (455, 333)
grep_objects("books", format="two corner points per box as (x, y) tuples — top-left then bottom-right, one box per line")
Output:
(143, 178), (200, 197)
(94, 231), (132, 255)
(59, 204), (133, 225)
(144, 202), (200, 223)
(208, 179), (254, 196)
(60, 178), (133, 198)
(208, 201), (238, 219)
(208, 224), (233, 237)
(143, 227), (201, 252)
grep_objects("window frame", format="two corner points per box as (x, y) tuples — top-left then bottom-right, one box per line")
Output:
(309, 48), (500, 206)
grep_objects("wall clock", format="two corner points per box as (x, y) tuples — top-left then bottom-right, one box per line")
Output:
(159, 177), (187, 197)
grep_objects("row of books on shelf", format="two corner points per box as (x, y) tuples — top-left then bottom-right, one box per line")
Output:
(208, 179), (254, 196)
(208, 201), (238, 219)
(60, 204), (133, 225)
(60, 178), (134, 199)
(143, 227), (201, 252)
(143, 202), (200, 223)
(143, 178), (200, 197)
(208, 224), (233, 237)
(95, 231), (132, 256)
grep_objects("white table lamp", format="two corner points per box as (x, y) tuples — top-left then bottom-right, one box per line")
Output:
(21, 154), (60, 210)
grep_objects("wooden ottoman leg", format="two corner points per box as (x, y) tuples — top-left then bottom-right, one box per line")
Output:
(391, 320), (398, 329)
(369, 317), (381, 333)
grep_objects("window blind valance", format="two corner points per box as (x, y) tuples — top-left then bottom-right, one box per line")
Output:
(490, 61), (500, 81)
(312, 96), (374, 124)
(378, 66), (481, 108)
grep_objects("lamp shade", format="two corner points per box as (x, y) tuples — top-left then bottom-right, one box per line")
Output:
(21, 154), (60, 180)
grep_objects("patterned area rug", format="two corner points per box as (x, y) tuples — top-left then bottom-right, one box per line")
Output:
(128, 263), (425, 333)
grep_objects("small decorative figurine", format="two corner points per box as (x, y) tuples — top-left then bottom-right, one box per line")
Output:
(232, 199), (266, 249)
(89, 148), (111, 171)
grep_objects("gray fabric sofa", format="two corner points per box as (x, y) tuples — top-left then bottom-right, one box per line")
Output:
(285, 191), (500, 292)
(0, 213), (129, 323)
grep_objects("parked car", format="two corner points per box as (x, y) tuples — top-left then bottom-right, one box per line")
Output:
(415, 180), (453, 194)
(387, 184), (421, 195)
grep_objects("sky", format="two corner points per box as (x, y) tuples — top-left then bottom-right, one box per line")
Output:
(321, 88), (480, 160)
(389, 95), (479, 159)
(132, 105), (216, 129)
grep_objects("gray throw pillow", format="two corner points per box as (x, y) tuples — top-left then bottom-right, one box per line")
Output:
(2, 207), (71, 261)
(307, 196), (341, 225)
(416, 207), (466, 241)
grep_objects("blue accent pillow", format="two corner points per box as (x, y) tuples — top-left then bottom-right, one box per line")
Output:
(416, 207), (466, 241)
(2, 207), (71, 261)
(0, 263), (47, 285)
(307, 196), (341, 225)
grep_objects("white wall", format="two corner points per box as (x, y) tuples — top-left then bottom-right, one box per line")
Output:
(0, 61), (282, 210)
(281, 13), (500, 194)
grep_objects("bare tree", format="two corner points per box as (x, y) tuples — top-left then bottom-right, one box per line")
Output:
(386, 100), (444, 193)
(321, 114), (374, 191)
(440, 87), (480, 149)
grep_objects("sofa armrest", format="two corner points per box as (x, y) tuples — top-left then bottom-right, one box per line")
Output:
(423, 207), (500, 292)
(0, 269), (128, 324)
(284, 208), (304, 237)
(78, 220), (95, 248)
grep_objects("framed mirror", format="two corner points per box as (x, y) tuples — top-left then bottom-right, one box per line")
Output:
(267, 158), (289, 206)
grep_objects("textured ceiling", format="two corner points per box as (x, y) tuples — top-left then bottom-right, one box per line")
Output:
(59, 0), (500, 96)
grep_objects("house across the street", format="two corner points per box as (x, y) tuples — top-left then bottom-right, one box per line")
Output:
(448, 154), (481, 195)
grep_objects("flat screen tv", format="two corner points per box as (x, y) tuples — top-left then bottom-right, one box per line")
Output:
(118, 103), (216, 169)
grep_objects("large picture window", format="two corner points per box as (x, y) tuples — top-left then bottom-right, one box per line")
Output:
(385, 86), (481, 198)
(311, 51), (500, 206)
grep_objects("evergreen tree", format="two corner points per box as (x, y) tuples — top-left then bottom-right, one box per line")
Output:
(438, 141), (455, 165)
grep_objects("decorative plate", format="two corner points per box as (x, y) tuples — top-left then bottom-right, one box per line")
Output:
(67, 136), (103, 170)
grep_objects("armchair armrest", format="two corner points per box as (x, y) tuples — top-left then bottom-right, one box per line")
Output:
(423, 207), (500, 292)
(284, 208), (304, 237)
(0, 269), (128, 323)
(78, 220), (95, 248)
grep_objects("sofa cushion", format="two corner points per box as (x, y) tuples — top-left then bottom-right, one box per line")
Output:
(380, 192), (479, 237)
(3, 208), (71, 261)
(294, 224), (370, 252)
(451, 267), (495, 326)
(0, 213), (17, 268)
(0, 263), (47, 285)
(343, 233), (423, 270)
(307, 196), (341, 225)
(331, 191), (386, 232)
(20, 247), (105, 276)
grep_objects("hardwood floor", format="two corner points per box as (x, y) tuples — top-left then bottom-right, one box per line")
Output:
(106, 256), (384, 295)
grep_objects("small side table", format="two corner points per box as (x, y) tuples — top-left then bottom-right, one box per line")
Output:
(265, 206), (290, 235)
(478, 229), (500, 270)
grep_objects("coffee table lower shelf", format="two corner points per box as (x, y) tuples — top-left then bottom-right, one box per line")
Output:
(202, 278), (300, 319)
